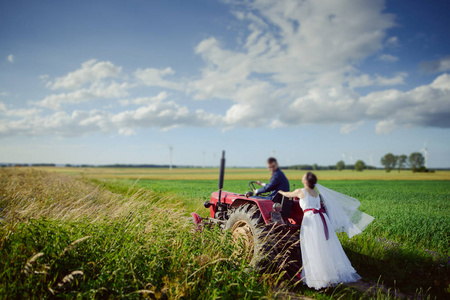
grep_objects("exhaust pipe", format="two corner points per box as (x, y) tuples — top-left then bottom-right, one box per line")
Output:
(218, 150), (225, 191)
(216, 150), (226, 208)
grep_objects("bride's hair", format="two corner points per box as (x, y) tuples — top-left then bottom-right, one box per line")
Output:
(305, 172), (317, 188)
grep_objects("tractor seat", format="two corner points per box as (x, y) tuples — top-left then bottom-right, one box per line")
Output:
(273, 193), (294, 218)
(280, 196), (294, 218)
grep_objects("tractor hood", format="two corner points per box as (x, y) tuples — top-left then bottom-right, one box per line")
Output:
(210, 191), (302, 226)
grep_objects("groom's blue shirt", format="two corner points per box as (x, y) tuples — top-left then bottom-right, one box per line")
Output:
(256, 168), (290, 199)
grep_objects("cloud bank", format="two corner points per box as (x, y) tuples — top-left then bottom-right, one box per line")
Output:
(1, 0), (449, 138)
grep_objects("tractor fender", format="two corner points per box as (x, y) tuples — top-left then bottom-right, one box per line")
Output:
(229, 198), (274, 224)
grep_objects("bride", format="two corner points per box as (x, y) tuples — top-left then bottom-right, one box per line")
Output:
(278, 172), (374, 290)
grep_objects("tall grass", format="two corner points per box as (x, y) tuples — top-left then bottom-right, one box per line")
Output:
(1, 169), (447, 299)
(90, 177), (450, 298)
(0, 169), (281, 299)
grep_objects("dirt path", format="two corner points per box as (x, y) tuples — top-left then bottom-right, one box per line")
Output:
(347, 280), (415, 299)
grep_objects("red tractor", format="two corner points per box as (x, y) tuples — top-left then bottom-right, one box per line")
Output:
(198, 151), (304, 278)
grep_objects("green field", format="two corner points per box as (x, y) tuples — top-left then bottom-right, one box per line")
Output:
(1, 167), (449, 299)
(32, 166), (450, 181)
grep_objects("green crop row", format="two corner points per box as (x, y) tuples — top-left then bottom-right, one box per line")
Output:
(1, 168), (449, 298)
(94, 178), (449, 255)
(89, 177), (450, 297)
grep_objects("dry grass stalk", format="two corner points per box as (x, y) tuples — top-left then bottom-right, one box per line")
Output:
(59, 236), (91, 258)
(187, 257), (229, 279)
(0, 168), (182, 227)
(56, 270), (84, 288)
(23, 252), (44, 275)
(133, 289), (155, 295)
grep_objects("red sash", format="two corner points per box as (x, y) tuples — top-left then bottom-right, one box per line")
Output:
(303, 208), (329, 240)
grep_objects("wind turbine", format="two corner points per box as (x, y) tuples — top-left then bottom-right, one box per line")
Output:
(168, 145), (173, 171)
(202, 151), (206, 168)
(342, 152), (347, 163)
(213, 153), (217, 168)
(421, 140), (428, 168)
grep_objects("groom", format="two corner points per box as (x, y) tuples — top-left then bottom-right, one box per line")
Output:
(254, 157), (290, 200)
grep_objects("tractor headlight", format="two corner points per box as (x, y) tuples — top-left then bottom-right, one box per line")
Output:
(272, 202), (282, 212)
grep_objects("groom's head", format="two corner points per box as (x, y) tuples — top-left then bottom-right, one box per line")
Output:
(267, 157), (278, 174)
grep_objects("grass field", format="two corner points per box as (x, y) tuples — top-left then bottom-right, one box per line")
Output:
(1, 167), (449, 299)
(32, 166), (450, 181)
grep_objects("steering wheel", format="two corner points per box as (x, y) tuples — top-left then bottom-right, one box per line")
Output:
(248, 181), (259, 191)
(247, 181), (271, 197)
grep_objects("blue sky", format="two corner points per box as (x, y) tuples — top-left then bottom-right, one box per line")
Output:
(1, 0), (449, 168)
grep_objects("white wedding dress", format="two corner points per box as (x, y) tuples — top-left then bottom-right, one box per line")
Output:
(299, 188), (361, 289)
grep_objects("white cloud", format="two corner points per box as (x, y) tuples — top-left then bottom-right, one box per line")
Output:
(192, 0), (395, 93)
(39, 74), (50, 81)
(420, 56), (450, 73)
(1, 98), (220, 137)
(47, 59), (122, 90)
(112, 100), (218, 132)
(375, 72), (407, 85)
(134, 67), (183, 90)
(348, 72), (407, 88)
(34, 82), (130, 110)
(375, 119), (396, 135)
(0, 102), (41, 117)
(265, 72), (449, 132)
(363, 73), (450, 131)
(189, 37), (252, 101)
(29, 60), (130, 110)
(7, 54), (14, 63)
(188, 0), (397, 129)
(385, 36), (399, 47)
(1, 108), (42, 118)
(282, 86), (364, 125)
(340, 121), (363, 134)
(120, 91), (169, 106)
(118, 128), (136, 136)
(430, 73), (450, 90)
(1, 0), (448, 138)
(378, 54), (398, 62)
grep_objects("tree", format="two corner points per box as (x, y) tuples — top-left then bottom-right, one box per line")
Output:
(396, 155), (407, 173)
(354, 160), (366, 172)
(409, 152), (425, 172)
(381, 153), (397, 172)
(336, 160), (345, 171)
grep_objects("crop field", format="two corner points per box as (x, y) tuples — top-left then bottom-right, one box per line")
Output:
(32, 166), (450, 181)
(1, 167), (449, 299)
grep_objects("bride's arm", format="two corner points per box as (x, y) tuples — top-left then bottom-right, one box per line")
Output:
(278, 189), (302, 198)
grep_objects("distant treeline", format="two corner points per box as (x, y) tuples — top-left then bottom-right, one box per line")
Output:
(282, 164), (377, 171)
(0, 163), (177, 168)
(100, 164), (177, 168)
(380, 152), (435, 173)
(0, 163), (57, 167)
(2, 163), (449, 170)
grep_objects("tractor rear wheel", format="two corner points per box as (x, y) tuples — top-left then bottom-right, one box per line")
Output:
(225, 204), (278, 271)
(225, 204), (299, 276)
